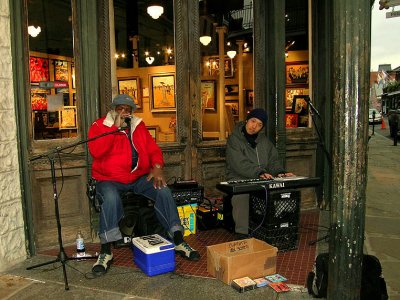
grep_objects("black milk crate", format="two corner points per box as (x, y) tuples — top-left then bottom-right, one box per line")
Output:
(250, 221), (299, 251)
(249, 189), (300, 229)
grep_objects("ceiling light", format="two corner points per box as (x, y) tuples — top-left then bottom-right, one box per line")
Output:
(199, 35), (212, 46)
(227, 50), (237, 59)
(28, 25), (41, 37)
(146, 56), (155, 64)
(147, 5), (164, 19)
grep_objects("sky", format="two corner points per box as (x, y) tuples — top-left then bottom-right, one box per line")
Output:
(371, 4), (400, 71)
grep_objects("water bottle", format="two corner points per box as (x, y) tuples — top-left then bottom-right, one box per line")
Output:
(76, 230), (86, 257)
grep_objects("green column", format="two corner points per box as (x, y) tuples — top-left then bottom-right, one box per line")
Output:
(329, 0), (372, 299)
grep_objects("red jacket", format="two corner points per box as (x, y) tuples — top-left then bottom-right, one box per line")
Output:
(88, 112), (164, 184)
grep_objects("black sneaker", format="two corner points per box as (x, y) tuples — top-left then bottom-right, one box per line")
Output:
(174, 242), (200, 261)
(92, 253), (113, 276)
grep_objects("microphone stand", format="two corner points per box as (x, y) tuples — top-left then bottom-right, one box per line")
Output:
(26, 126), (128, 290)
(306, 97), (332, 246)
(307, 97), (331, 165)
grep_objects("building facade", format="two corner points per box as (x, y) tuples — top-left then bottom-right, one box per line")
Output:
(1, 3), (373, 298)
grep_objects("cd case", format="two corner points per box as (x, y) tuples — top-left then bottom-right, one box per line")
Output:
(265, 273), (288, 282)
(269, 282), (291, 293)
(231, 277), (257, 293)
(253, 277), (271, 288)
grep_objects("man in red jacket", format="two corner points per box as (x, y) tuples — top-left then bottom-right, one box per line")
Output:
(88, 94), (200, 276)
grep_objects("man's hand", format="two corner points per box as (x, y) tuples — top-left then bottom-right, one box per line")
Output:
(277, 172), (295, 178)
(259, 173), (274, 180)
(147, 165), (167, 189)
(112, 111), (130, 128)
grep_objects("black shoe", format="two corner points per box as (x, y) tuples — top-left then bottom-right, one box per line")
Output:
(175, 242), (200, 261)
(92, 253), (113, 276)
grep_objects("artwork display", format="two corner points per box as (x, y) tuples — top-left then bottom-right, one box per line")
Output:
(54, 60), (69, 81)
(286, 62), (309, 86)
(150, 73), (176, 112)
(201, 80), (216, 111)
(118, 77), (142, 109)
(59, 106), (77, 129)
(208, 57), (234, 78)
(30, 57), (50, 82)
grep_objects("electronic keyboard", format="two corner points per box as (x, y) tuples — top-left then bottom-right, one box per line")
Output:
(216, 176), (320, 194)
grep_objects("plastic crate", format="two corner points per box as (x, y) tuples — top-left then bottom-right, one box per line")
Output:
(250, 222), (299, 251)
(249, 190), (300, 229)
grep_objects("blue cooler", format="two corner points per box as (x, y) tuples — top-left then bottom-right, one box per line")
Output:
(132, 234), (175, 276)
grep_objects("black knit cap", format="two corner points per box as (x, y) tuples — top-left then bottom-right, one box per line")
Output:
(246, 108), (267, 125)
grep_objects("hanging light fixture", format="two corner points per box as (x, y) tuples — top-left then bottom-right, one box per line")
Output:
(147, 1), (164, 19)
(28, 25), (41, 37)
(146, 56), (155, 64)
(227, 50), (237, 59)
(199, 36), (212, 46)
(226, 41), (237, 59)
(199, 18), (212, 46)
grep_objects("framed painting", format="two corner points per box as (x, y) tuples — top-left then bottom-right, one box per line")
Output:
(146, 125), (160, 142)
(118, 77), (142, 109)
(286, 61), (309, 86)
(285, 87), (308, 112)
(59, 106), (77, 129)
(29, 57), (50, 83)
(149, 73), (176, 112)
(225, 84), (239, 96)
(201, 80), (216, 111)
(225, 101), (239, 116)
(292, 95), (310, 127)
(208, 57), (234, 78)
(54, 60), (69, 82)
(246, 89), (254, 107)
(285, 113), (298, 128)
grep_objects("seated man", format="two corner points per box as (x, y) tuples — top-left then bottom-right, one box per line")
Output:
(88, 94), (200, 276)
(225, 108), (294, 237)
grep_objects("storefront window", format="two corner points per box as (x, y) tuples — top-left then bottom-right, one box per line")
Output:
(199, 0), (254, 141)
(113, 1), (176, 143)
(284, 0), (310, 128)
(28, 0), (77, 140)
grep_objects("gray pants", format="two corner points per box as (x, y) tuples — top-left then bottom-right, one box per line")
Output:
(231, 194), (250, 234)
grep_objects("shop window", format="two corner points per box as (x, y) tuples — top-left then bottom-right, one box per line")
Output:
(199, 0), (254, 141)
(113, 1), (177, 143)
(28, 0), (77, 140)
(285, 0), (310, 128)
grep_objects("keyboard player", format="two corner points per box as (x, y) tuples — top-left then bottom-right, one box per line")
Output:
(225, 108), (294, 238)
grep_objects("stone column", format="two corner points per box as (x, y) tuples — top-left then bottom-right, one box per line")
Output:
(328, 0), (372, 298)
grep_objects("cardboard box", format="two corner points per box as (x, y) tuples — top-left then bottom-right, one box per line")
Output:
(177, 204), (197, 237)
(132, 234), (175, 276)
(207, 238), (277, 284)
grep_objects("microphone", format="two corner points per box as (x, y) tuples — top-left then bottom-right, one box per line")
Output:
(124, 116), (132, 125)
(305, 97), (320, 117)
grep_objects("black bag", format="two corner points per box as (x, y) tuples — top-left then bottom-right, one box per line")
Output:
(307, 253), (388, 299)
(120, 192), (167, 238)
(307, 253), (329, 298)
(360, 255), (388, 300)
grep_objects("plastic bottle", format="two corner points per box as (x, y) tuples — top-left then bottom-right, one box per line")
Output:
(76, 230), (86, 257)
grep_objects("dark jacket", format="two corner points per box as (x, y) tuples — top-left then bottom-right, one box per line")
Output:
(88, 112), (164, 184)
(225, 121), (285, 180)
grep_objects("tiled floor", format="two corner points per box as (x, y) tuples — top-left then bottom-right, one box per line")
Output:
(41, 210), (319, 286)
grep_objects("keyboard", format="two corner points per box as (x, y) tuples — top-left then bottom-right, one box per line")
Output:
(216, 176), (320, 194)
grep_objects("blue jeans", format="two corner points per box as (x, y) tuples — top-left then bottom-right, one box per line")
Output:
(95, 175), (183, 244)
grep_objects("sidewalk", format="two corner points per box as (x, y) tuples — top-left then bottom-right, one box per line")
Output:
(364, 128), (400, 300)
(1, 127), (399, 299)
